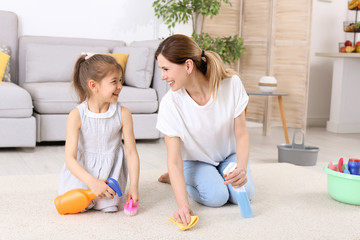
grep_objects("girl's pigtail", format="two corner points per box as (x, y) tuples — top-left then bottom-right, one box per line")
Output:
(73, 55), (87, 103)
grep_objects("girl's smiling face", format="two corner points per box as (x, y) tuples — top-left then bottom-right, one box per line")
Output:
(97, 71), (123, 103)
(157, 54), (189, 91)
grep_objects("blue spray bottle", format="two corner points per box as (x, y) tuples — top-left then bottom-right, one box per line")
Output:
(223, 162), (253, 218)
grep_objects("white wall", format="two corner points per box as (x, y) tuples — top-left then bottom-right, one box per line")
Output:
(1, 0), (356, 127)
(308, 0), (358, 126)
(0, 0), (192, 44)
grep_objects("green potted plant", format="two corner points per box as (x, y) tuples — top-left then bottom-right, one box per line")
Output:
(152, 0), (245, 64)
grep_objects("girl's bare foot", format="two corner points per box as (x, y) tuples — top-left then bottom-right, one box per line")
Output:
(158, 172), (171, 184)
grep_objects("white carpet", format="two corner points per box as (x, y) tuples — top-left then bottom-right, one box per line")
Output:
(1, 163), (359, 240)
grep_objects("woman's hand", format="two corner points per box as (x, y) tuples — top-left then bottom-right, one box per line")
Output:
(89, 178), (115, 199)
(224, 166), (247, 189)
(231, 112), (249, 189)
(174, 205), (193, 226)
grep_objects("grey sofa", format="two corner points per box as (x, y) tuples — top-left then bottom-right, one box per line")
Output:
(0, 11), (36, 147)
(18, 36), (168, 142)
(0, 10), (169, 146)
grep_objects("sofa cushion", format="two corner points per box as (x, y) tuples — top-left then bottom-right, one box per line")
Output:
(113, 46), (155, 89)
(0, 51), (10, 82)
(23, 82), (78, 114)
(25, 44), (110, 83)
(119, 86), (158, 114)
(106, 53), (129, 73)
(23, 82), (158, 114)
(83, 52), (129, 73)
(0, 44), (11, 82)
(0, 82), (33, 117)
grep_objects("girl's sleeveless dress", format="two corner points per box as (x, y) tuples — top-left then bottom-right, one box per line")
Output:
(58, 101), (128, 211)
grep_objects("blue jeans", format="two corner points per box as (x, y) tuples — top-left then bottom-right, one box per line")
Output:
(183, 153), (254, 207)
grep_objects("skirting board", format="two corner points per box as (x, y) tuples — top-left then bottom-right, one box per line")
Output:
(307, 117), (328, 127)
(327, 121), (360, 133)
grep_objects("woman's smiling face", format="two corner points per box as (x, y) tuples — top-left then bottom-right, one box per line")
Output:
(157, 54), (189, 91)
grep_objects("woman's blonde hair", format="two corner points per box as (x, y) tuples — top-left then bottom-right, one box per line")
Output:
(155, 34), (238, 97)
(73, 54), (123, 103)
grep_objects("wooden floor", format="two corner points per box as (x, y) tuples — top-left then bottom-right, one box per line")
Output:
(0, 126), (359, 176)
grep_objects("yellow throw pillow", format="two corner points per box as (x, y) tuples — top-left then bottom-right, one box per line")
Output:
(0, 51), (10, 82)
(106, 53), (129, 72)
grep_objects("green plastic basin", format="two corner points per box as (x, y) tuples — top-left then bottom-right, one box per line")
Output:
(324, 164), (360, 205)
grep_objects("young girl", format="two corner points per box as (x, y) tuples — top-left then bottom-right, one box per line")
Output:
(155, 34), (254, 225)
(58, 54), (140, 213)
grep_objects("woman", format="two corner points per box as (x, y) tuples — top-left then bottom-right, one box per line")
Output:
(155, 34), (254, 226)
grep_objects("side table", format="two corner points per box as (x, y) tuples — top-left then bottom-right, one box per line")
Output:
(315, 53), (360, 133)
(247, 92), (289, 144)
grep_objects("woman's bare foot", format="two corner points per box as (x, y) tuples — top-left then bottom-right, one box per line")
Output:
(158, 172), (171, 184)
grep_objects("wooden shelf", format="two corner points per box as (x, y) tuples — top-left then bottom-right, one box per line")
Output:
(315, 52), (360, 58)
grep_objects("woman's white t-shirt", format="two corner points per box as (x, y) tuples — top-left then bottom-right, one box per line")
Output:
(156, 75), (248, 166)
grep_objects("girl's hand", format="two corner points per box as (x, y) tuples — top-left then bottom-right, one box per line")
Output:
(126, 185), (139, 204)
(224, 166), (247, 189)
(89, 178), (115, 199)
(174, 206), (193, 226)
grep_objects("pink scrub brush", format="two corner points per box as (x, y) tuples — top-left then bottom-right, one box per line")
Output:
(124, 199), (138, 216)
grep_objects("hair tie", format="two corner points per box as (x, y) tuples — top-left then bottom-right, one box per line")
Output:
(81, 52), (94, 60)
(200, 50), (207, 75)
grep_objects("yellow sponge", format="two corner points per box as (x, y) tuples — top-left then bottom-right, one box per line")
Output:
(168, 216), (199, 231)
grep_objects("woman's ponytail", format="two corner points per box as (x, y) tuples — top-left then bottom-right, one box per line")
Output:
(204, 51), (238, 98)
